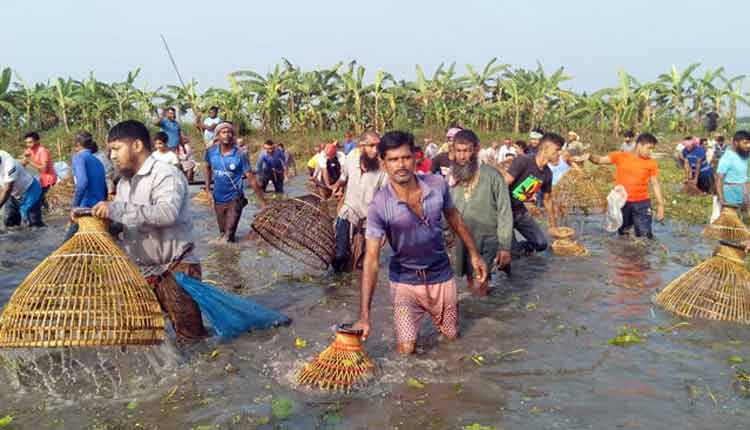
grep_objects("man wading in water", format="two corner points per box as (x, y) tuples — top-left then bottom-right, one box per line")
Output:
(204, 122), (266, 242)
(89, 120), (208, 338)
(330, 131), (386, 272)
(506, 132), (563, 255)
(587, 133), (665, 238)
(352, 131), (487, 354)
(449, 129), (513, 296)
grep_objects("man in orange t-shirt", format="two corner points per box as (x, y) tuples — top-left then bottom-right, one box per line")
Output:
(587, 133), (665, 238)
(21, 132), (57, 209)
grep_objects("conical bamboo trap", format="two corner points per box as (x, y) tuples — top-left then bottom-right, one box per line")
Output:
(549, 226), (589, 256)
(702, 206), (750, 242)
(251, 195), (335, 270)
(552, 168), (606, 216)
(654, 241), (750, 323)
(0, 213), (165, 348)
(297, 324), (375, 391)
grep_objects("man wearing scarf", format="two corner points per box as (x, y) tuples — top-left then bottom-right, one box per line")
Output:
(204, 122), (266, 242)
(449, 129), (513, 295)
(331, 131), (386, 272)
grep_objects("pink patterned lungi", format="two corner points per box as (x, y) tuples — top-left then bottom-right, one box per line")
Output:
(389, 278), (459, 344)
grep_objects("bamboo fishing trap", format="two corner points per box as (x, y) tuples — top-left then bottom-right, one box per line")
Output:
(549, 226), (589, 257)
(192, 189), (210, 205)
(297, 324), (375, 391)
(653, 240), (750, 323)
(251, 194), (335, 270)
(702, 206), (750, 242)
(0, 211), (165, 348)
(552, 168), (606, 216)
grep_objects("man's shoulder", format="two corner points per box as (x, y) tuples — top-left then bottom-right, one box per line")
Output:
(479, 164), (502, 180)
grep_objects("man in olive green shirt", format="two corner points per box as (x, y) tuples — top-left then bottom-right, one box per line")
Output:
(449, 129), (513, 295)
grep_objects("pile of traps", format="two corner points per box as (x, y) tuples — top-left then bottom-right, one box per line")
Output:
(552, 168), (606, 216)
(0, 211), (164, 347)
(251, 194), (335, 270)
(702, 206), (750, 242)
(297, 324), (375, 391)
(550, 226), (589, 257)
(654, 240), (750, 323)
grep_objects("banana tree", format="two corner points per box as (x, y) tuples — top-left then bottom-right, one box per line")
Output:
(53, 77), (79, 133)
(655, 63), (700, 132)
(232, 65), (286, 132)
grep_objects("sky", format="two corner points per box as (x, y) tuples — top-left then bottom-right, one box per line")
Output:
(2, 0), (749, 95)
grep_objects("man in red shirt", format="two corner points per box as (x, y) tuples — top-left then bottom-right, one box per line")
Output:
(587, 133), (665, 238)
(21, 132), (57, 209)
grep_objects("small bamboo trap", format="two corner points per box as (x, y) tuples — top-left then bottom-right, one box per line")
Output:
(297, 324), (375, 391)
(702, 207), (750, 242)
(552, 168), (606, 217)
(549, 226), (589, 257)
(251, 195), (335, 270)
(654, 241), (750, 323)
(0, 211), (165, 348)
(192, 189), (210, 205)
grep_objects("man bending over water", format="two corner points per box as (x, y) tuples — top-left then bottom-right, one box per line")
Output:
(90, 120), (208, 338)
(353, 131), (487, 355)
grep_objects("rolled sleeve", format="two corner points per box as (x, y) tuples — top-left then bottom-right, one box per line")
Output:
(493, 173), (513, 251)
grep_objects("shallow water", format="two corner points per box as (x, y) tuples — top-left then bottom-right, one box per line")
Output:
(1, 176), (750, 429)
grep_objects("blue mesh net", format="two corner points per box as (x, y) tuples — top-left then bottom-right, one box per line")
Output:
(174, 272), (290, 339)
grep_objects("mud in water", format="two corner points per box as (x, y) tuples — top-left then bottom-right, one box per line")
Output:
(1, 176), (750, 429)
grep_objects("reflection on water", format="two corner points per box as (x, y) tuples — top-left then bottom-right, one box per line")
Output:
(2, 177), (750, 429)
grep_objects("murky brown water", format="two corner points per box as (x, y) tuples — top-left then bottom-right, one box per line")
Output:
(1, 177), (750, 430)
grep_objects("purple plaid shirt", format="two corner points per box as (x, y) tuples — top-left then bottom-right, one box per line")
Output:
(366, 174), (454, 285)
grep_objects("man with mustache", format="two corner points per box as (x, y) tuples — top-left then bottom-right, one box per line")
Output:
(352, 131), (487, 354)
(90, 120), (208, 338)
(716, 131), (750, 209)
(449, 129), (513, 295)
(331, 131), (386, 272)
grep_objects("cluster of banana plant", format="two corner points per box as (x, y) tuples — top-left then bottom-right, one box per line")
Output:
(0, 59), (745, 139)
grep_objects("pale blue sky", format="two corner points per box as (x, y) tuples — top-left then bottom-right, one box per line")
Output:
(2, 0), (748, 94)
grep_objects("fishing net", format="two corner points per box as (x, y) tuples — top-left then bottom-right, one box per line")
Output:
(549, 226), (575, 240)
(654, 241), (750, 323)
(552, 168), (606, 216)
(0, 213), (164, 347)
(702, 207), (750, 242)
(297, 324), (375, 391)
(251, 195), (335, 270)
(174, 273), (290, 339)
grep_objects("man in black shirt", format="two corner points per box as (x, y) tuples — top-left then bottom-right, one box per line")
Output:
(506, 132), (563, 255)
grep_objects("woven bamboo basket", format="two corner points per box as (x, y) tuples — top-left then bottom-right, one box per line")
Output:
(551, 239), (589, 256)
(552, 168), (606, 216)
(192, 189), (210, 205)
(0, 213), (165, 348)
(702, 207), (750, 242)
(549, 226), (575, 240)
(297, 324), (375, 391)
(251, 195), (335, 270)
(654, 241), (750, 322)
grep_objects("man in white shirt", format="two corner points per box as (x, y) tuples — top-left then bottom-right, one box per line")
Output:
(197, 106), (222, 144)
(0, 150), (44, 227)
(621, 130), (636, 152)
(497, 138), (517, 163)
(479, 141), (500, 165)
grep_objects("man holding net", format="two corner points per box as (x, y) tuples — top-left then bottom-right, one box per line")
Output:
(90, 120), (208, 339)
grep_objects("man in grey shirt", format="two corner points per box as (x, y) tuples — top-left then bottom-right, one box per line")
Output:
(91, 120), (208, 339)
(330, 131), (387, 272)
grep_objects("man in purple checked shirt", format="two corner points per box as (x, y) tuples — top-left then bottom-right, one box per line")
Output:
(352, 131), (487, 355)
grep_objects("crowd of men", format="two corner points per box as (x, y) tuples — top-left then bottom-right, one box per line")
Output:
(4, 108), (750, 354)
